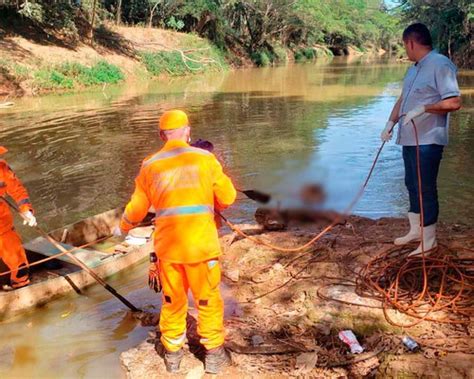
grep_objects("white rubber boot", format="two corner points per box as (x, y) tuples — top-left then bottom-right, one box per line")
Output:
(394, 212), (421, 245)
(408, 223), (437, 256)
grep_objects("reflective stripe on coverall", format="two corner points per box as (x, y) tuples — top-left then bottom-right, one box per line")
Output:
(0, 160), (32, 287)
(120, 139), (236, 351)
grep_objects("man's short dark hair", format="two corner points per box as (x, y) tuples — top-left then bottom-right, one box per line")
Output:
(402, 23), (432, 47)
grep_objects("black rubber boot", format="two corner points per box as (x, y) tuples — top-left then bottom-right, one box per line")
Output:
(205, 346), (231, 374)
(164, 348), (184, 373)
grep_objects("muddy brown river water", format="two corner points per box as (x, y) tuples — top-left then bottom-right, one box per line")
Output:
(0, 57), (472, 377)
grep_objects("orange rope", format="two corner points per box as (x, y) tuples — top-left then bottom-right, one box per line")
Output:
(221, 119), (473, 326)
(218, 137), (389, 252)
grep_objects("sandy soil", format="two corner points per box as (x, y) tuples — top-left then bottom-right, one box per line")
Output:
(0, 23), (212, 97)
(121, 212), (474, 378)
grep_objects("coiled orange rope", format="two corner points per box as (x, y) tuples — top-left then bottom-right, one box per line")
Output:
(355, 120), (473, 326)
(221, 119), (473, 326)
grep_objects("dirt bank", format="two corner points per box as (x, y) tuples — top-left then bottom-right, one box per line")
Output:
(120, 213), (474, 378)
(0, 19), (228, 97)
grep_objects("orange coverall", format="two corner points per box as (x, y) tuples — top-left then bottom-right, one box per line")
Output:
(120, 139), (236, 352)
(0, 159), (33, 288)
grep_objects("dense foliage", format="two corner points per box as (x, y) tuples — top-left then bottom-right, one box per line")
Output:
(3, 1), (400, 54)
(2, 0), (472, 67)
(399, 0), (473, 68)
(110, 0), (401, 56)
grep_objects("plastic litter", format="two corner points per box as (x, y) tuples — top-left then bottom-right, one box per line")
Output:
(125, 235), (148, 246)
(338, 330), (364, 354)
(402, 336), (420, 352)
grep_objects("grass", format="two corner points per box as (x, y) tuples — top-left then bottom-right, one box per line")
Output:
(0, 59), (30, 81)
(273, 44), (288, 63)
(294, 46), (334, 62)
(33, 61), (124, 90)
(140, 34), (228, 77)
(250, 50), (273, 67)
(250, 47), (288, 67)
(140, 48), (227, 77)
(294, 47), (317, 62)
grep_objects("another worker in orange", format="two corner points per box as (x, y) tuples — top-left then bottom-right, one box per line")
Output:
(117, 110), (236, 374)
(0, 146), (37, 290)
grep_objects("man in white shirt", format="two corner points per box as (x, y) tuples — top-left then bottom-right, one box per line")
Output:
(380, 23), (461, 256)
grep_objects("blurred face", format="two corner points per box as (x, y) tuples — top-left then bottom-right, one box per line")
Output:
(403, 38), (416, 61)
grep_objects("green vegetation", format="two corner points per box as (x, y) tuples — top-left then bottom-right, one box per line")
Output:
(1, 1), (403, 65)
(0, 59), (125, 91)
(140, 41), (227, 76)
(294, 48), (317, 62)
(400, 0), (473, 68)
(250, 50), (273, 67)
(34, 61), (123, 90)
(129, 0), (401, 61)
(2, 0), (472, 68)
(0, 59), (30, 82)
(32, 61), (124, 91)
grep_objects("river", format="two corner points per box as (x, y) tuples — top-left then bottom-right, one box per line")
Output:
(0, 57), (473, 377)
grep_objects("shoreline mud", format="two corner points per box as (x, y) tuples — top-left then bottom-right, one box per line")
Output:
(121, 212), (474, 378)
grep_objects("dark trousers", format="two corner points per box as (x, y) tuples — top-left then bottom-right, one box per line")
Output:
(403, 144), (444, 227)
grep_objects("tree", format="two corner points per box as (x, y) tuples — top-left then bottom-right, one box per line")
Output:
(399, 0), (473, 67)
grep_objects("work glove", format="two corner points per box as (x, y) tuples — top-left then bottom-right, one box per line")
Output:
(112, 226), (123, 237)
(22, 211), (37, 227)
(380, 120), (395, 142)
(148, 263), (162, 293)
(402, 105), (425, 126)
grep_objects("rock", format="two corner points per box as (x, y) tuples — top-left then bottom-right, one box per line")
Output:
(272, 263), (284, 271)
(227, 269), (240, 282)
(120, 341), (162, 379)
(251, 335), (264, 346)
(294, 352), (318, 375)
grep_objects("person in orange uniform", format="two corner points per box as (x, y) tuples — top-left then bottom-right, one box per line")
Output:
(118, 110), (236, 374)
(0, 146), (37, 290)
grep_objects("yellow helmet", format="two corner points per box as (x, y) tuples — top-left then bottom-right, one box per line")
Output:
(159, 110), (189, 131)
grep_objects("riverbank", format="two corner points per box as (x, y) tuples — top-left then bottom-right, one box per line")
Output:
(0, 16), (384, 99)
(121, 212), (474, 378)
(0, 21), (228, 97)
